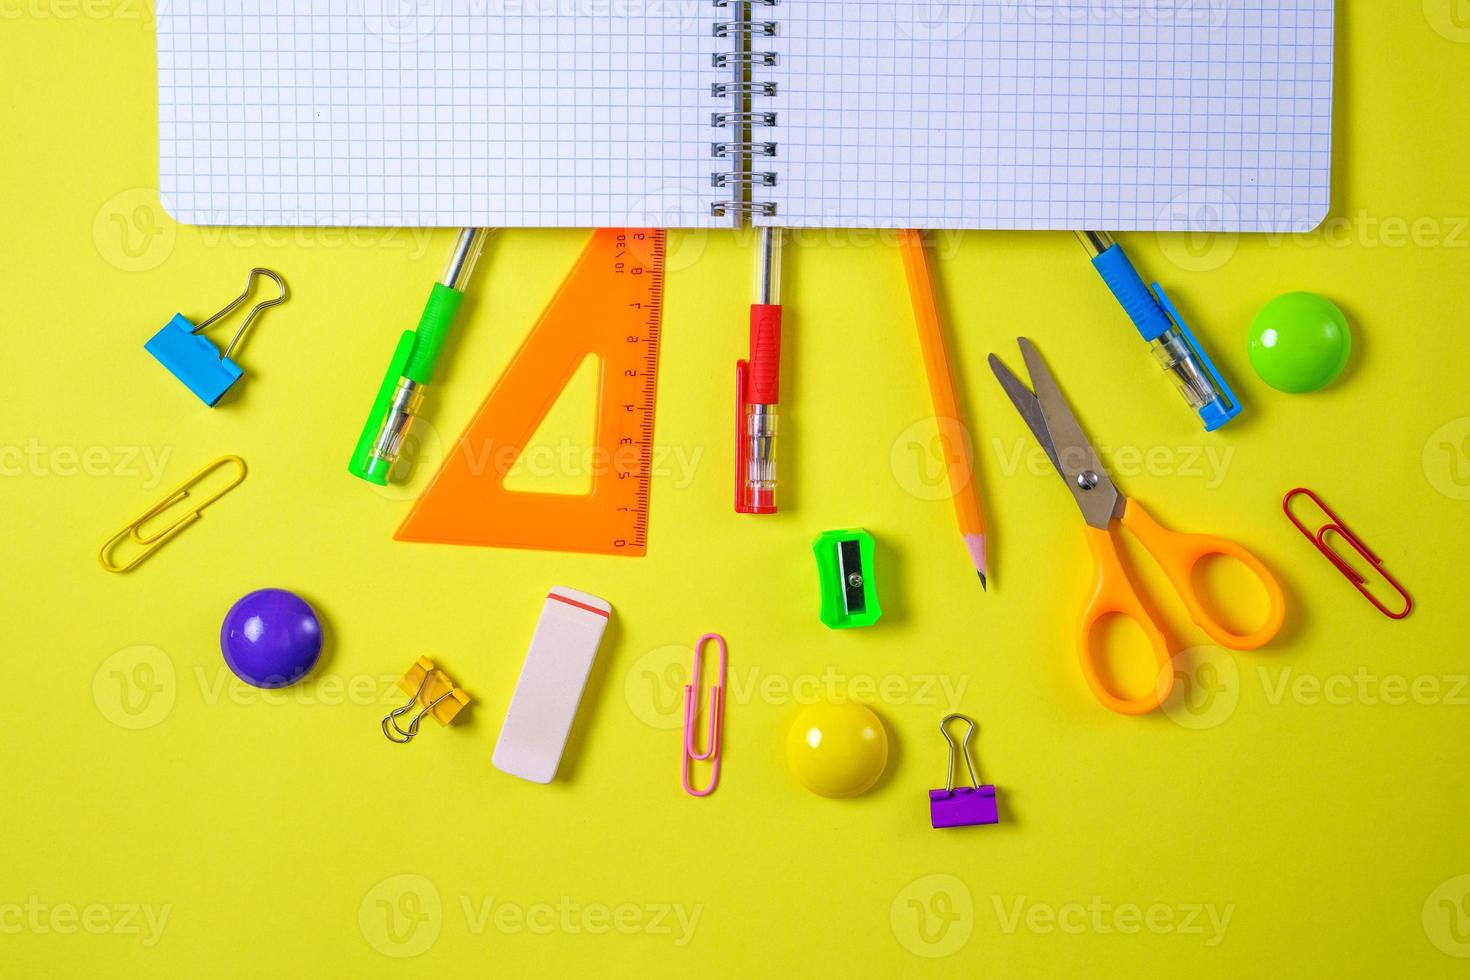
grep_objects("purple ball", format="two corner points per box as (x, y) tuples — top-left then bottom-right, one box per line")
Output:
(220, 589), (323, 688)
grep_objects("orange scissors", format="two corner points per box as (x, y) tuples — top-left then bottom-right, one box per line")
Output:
(989, 338), (1285, 715)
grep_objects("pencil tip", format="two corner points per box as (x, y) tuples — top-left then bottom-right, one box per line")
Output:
(963, 533), (988, 587)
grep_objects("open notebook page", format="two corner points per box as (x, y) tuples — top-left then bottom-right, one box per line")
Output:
(757, 0), (1335, 231)
(157, 2), (726, 228)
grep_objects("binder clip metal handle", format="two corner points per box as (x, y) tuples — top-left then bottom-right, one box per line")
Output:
(382, 677), (453, 743)
(381, 657), (470, 744)
(929, 714), (999, 828)
(196, 267), (288, 362)
(145, 268), (288, 406)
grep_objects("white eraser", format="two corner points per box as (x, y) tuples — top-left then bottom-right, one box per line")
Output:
(492, 587), (612, 784)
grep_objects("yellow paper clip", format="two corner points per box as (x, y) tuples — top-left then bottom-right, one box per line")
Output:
(98, 455), (248, 573)
(382, 657), (471, 744)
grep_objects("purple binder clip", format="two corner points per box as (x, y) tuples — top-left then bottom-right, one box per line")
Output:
(929, 714), (999, 829)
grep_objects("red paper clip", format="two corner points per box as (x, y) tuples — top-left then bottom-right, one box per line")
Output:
(1283, 488), (1412, 620)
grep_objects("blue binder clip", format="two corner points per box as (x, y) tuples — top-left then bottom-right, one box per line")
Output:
(145, 268), (287, 406)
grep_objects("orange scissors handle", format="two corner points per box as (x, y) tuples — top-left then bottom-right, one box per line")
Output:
(1077, 500), (1287, 715)
(1120, 499), (1285, 651)
(1077, 525), (1176, 715)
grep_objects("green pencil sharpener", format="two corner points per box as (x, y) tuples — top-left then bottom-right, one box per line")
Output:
(814, 529), (881, 629)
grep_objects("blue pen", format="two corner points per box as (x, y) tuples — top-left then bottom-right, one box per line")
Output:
(1076, 231), (1241, 431)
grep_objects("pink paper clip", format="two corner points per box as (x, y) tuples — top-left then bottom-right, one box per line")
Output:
(682, 633), (727, 797)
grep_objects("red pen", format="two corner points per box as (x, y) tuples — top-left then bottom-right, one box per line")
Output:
(736, 227), (782, 514)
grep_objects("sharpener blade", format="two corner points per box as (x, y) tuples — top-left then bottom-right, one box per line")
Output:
(838, 538), (866, 615)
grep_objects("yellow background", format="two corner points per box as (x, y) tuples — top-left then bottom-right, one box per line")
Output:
(4, 2), (1470, 976)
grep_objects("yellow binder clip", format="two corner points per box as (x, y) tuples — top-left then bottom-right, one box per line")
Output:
(98, 455), (247, 573)
(382, 657), (471, 744)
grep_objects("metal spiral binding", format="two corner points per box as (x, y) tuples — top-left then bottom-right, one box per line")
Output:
(712, 111), (777, 128)
(712, 81), (777, 98)
(712, 20), (777, 37)
(710, 0), (779, 219)
(711, 141), (777, 158)
(713, 51), (777, 69)
(711, 171), (777, 187)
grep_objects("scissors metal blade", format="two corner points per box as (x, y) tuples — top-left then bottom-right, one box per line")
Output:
(988, 353), (1062, 477)
(1018, 338), (1121, 529)
(1001, 338), (1123, 530)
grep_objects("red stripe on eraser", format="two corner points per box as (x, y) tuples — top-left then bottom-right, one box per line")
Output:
(548, 592), (612, 618)
(747, 304), (782, 404)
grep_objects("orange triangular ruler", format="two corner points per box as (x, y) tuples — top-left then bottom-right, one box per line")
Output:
(397, 229), (664, 556)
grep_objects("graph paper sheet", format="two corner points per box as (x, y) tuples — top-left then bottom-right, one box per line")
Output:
(157, 2), (726, 228)
(159, 1), (1335, 231)
(756, 0), (1336, 231)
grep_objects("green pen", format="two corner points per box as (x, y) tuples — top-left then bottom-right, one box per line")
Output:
(349, 228), (488, 485)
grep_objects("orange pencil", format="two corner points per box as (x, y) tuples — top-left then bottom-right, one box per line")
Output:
(898, 230), (989, 589)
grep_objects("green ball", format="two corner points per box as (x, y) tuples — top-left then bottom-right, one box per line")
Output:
(1247, 292), (1352, 394)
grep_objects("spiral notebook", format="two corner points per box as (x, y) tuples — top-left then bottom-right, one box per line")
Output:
(157, 1), (1335, 232)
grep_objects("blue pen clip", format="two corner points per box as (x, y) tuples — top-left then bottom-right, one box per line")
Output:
(145, 268), (287, 406)
(1153, 284), (1241, 431)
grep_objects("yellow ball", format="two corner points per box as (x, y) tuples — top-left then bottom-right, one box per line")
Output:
(786, 701), (889, 798)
